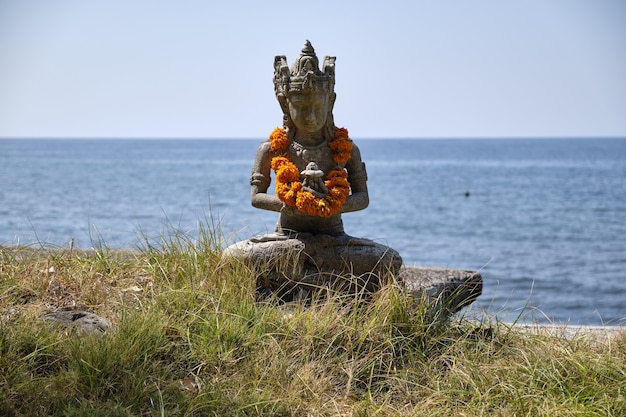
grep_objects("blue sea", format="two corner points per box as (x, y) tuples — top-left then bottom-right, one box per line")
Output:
(1, 138), (625, 326)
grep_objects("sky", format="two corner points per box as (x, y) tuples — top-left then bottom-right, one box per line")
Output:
(1, 0), (625, 139)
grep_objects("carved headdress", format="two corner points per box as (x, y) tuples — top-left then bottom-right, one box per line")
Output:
(274, 40), (336, 97)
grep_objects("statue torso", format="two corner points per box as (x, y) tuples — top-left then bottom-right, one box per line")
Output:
(274, 139), (346, 235)
(285, 139), (342, 176)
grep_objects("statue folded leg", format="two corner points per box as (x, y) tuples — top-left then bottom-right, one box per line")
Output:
(223, 233), (403, 299)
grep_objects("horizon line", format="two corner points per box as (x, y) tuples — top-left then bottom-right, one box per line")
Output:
(2, 135), (626, 141)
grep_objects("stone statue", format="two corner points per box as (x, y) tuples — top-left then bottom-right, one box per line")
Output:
(251, 40), (369, 236)
(224, 41), (403, 300)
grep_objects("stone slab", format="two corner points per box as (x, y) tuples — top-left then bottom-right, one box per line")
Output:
(509, 323), (626, 341)
(399, 265), (483, 314)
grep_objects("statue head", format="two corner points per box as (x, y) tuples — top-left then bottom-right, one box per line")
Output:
(274, 41), (337, 139)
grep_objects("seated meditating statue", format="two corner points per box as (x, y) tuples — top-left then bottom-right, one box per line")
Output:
(224, 41), (402, 299)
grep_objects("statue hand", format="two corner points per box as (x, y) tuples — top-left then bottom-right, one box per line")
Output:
(302, 183), (329, 199)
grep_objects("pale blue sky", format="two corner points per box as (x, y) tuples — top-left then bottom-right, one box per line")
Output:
(1, 0), (624, 138)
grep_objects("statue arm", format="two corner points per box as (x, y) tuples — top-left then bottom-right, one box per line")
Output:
(342, 144), (369, 213)
(250, 141), (283, 212)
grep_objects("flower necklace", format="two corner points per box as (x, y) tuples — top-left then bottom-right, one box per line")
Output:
(269, 127), (352, 218)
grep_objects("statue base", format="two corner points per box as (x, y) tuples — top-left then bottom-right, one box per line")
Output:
(223, 235), (482, 313)
(399, 265), (483, 314)
(223, 232), (403, 301)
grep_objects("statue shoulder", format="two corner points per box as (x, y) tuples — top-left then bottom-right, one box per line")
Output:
(255, 139), (273, 155)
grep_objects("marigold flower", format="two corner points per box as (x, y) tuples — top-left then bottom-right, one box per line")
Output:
(269, 127), (289, 151)
(276, 165), (299, 183)
(332, 152), (351, 164)
(334, 127), (349, 140)
(271, 156), (291, 171)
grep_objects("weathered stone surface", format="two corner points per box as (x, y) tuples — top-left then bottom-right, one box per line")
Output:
(224, 233), (402, 299)
(399, 266), (483, 314)
(43, 309), (113, 334)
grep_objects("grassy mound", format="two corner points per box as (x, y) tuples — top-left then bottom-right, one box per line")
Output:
(1, 226), (624, 416)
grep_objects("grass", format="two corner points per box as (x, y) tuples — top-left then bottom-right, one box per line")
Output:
(1, 223), (625, 416)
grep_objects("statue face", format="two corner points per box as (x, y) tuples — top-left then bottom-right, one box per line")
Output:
(287, 92), (330, 134)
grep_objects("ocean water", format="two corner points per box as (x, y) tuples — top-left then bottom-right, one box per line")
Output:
(1, 138), (625, 325)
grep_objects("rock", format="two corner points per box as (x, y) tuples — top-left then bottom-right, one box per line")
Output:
(224, 233), (403, 300)
(43, 309), (113, 334)
(399, 266), (483, 314)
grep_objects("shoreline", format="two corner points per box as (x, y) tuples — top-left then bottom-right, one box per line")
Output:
(507, 322), (626, 340)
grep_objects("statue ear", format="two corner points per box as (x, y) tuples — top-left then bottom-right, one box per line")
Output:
(277, 94), (289, 114)
(329, 92), (336, 110)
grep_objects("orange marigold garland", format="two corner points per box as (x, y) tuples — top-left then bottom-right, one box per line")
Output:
(328, 127), (352, 163)
(269, 127), (353, 218)
(269, 127), (289, 151)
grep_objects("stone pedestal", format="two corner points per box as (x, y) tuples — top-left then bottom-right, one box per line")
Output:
(224, 235), (482, 312)
(399, 266), (483, 314)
